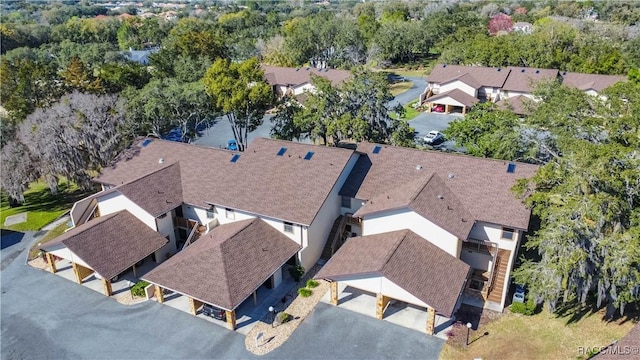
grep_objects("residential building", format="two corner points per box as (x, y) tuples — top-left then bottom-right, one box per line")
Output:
(261, 65), (351, 99)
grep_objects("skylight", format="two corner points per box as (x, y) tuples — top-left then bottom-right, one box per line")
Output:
(142, 139), (152, 147)
(372, 145), (382, 154)
(277, 147), (287, 156)
(507, 163), (516, 173)
(303, 151), (314, 160)
(230, 154), (241, 163)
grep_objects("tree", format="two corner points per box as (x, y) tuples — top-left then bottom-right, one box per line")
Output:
(0, 140), (40, 205)
(16, 92), (125, 194)
(270, 97), (305, 141)
(60, 57), (104, 94)
(202, 57), (272, 151)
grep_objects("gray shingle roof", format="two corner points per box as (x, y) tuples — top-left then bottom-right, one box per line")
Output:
(340, 143), (538, 230)
(142, 218), (300, 310)
(561, 72), (626, 92)
(40, 211), (168, 280)
(502, 66), (559, 92)
(354, 174), (475, 240)
(261, 65), (351, 88)
(427, 64), (511, 89)
(95, 138), (355, 225)
(116, 162), (183, 217)
(315, 229), (470, 317)
(426, 89), (479, 108)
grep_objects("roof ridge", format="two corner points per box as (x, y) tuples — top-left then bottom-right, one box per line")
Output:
(409, 173), (436, 201)
(217, 219), (257, 307)
(380, 230), (408, 271)
(116, 161), (180, 189)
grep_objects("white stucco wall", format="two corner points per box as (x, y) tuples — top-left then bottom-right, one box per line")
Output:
(460, 249), (492, 271)
(429, 96), (465, 107)
(504, 90), (534, 99)
(337, 274), (429, 308)
(272, 267), (283, 288)
(155, 213), (177, 260)
(340, 197), (366, 215)
(468, 222), (520, 251)
(440, 80), (477, 97)
(293, 83), (314, 95)
(48, 245), (92, 269)
(303, 153), (360, 270)
(97, 192), (156, 231)
(362, 209), (460, 257)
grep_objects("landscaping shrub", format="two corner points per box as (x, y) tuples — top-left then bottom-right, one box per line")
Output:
(288, 265), (305, 282)
(298, 287), (312, 297)
(130, 280), (150, 298)
(306, 279), (319, 288)
(275, 311), (290, 324)
(510, 300), (536, 315)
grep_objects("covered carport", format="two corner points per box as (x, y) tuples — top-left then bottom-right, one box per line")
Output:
(315, 229), (470, 336)
(40, 210), (168, 296)
(424, 89), (479, 115)
(143, 218), (300, 331)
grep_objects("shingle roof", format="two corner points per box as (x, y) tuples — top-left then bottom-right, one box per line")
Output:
(496, 95), (534, 115)
(593, 322), (640, 359)
(261, 65), (351, 88)
(355, 174), (475, 240)
(427, 64), (511, 89)
(40, 211), (168, 280)
(95, 138), (355, 225)
(502, 66), (559, 92)
(315, 229), (470, 317)
(442, 73), (482, 89)
(116, 162), (183, 217)
(561, 72), (626, 92)
(340, 143), (538, 230)
(143, 218), (300, 310)
(426, 89), (479, 108)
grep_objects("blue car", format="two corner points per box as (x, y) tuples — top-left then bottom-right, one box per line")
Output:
(227, 139), (238, 151)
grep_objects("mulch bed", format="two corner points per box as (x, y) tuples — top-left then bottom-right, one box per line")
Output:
(446, 304), (503, 348)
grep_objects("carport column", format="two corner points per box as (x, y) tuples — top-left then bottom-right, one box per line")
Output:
(101, 278), (112, 297)
(188, 298), (203, 316)
(154, 285), (164, 303)
(376, 293), (390, 320)
(462, 106), (467, 115)
(330, 281), (339, 306)
(426, 307), (436, 335)
(225, 310), (236, 330)
(45, 253), (57, 273)
(445, 104), (451, 114)
(72, 262), (83, 284)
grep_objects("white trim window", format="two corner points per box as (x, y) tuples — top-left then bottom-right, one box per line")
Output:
(501, 227), (515, 240)
(284, 222), (294, 233)
(225, 208), (235, 220)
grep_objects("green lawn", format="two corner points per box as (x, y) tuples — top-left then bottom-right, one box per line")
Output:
(440, 306), (637, 360)
(28, 222), (70, 260)
(389, 81), (413, 96)
(1, 180), (90, 232)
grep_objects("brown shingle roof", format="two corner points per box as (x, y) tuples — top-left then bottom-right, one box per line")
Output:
(502, 66), (559, 92)
(143, 218), (300, 310)
(355, 174), (475, 240)
(496, 95), (534, 115)
(95, 138), (355, 225)
(442, 73), (482, 89)
(261, 65), (351, 88)
(593, 322), (640, 359)
(561, 72), (626, 92)
(315, 229), (470, 317)
(340, 143), (538, 230)
(426, 89), (479, 108)
(40, 211), (168, 280)
(116, 162), (183, 217)
(427, 64), (511, 88)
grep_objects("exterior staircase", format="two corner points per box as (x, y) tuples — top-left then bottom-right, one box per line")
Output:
(487, 249), (510, 303)
(320, 215), (345, 261)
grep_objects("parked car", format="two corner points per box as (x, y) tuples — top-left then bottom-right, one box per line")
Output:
(202, 303), (226, 320)
(227, 139), (238, 151)
(432, 104), (445, 113)
(423, 130), (445, 145)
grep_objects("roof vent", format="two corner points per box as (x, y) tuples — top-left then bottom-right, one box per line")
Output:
(443, 64), (447, 68)
(277, 147), (287, 156)
(507, 163), (516, 173)
(448, 173), (455, 179)
(521, 69), (525, 73)
(497, 68), (502, 72)
(416, 165), (423, 170)
(372, 145), (382, 154)
(303, 151), (314, 160)
(305, 67), (310, 71)
(230, 154), (241, 163)
(437, 194), (444, 200)
(158, 158), (164, 164)
(296, 68), (300, 72)
(535, 70), (540, 74)
(325, 69), (329, 72)
(142, 139), (152, 147)
(562, 71), (567, 75)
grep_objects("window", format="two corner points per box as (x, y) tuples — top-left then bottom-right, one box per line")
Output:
(501, 228), (515, 240)
(284, 222), (294, 233)
(341, 196), (351, 208)
(225, 208), (235, 220)
(206, 206), (215, 219)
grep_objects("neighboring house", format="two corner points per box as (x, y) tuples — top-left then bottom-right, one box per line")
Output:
(560, 72), (627, 97)
(261, 65), (351, 99)
(512, 21), (533, 34)
(495, 94), (532, 116)
(327, 142), (538, 325)
(120, 47), (160, 65)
